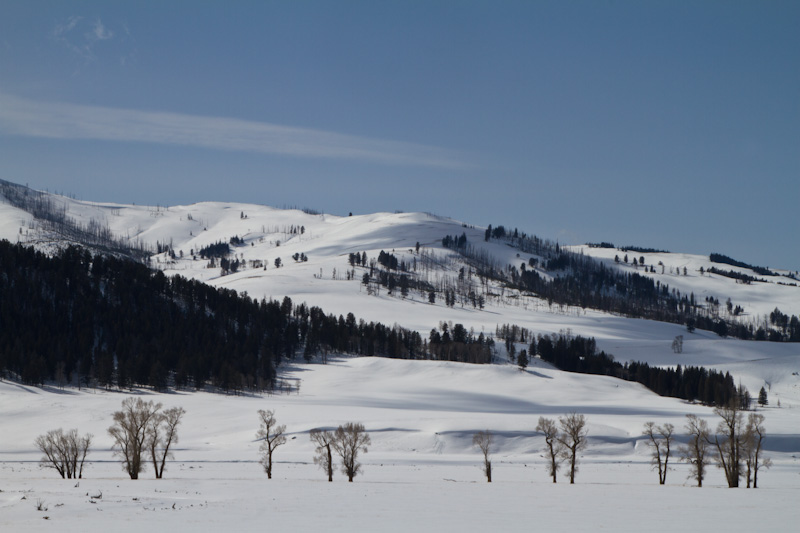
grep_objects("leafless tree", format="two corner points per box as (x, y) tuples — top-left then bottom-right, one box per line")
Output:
(681, 414), (710, 487)
(709, 403), (745, 488)
(256, 409), (286, 479)
(642, 422), (675, 484)
(35, 428), (92, 479)
(536, 417), (563, 483)
(108, 398), (163, 479)
(742, 413), (771, 488)
(473, 430), (493, 482)
(310, 429), (335, 482)
(147, 406), (186, 479)
(332, 422), (371, 482)
(557, 413), (588, 484)
(671, 335), (683, 353)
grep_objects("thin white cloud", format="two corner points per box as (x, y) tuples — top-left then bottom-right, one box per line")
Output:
(52, 16), (115, 63)
(90, 19), (114, 41)
(0, 93), (465, 169)
(53, 16), (83, 38)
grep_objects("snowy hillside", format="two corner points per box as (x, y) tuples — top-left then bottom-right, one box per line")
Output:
(567, 244), (799, 327)
(2, 181), (799, 401)
(2, 181), (800, 531)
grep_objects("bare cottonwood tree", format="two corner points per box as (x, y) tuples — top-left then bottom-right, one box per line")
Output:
(709, 403), (745, 488)
(108, 398), (163, 480)
(35, 428), (92, 479)
(681, 414), (710, 487)
(147, 406), (186, 479)
(536, 417), (562, 483)
(557, 413), (588, 484)
(473, 430), (493, 482)
(742, 413), (770, 488)
(333, 422), (370, 482)
(642, 422), (675, 485)
(310, 429), (336, 482)
(257, 409), (286, 479)
(671, 335), (683, 353)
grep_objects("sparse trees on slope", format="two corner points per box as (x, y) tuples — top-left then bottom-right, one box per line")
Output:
(310, 429), (336, 482)
(147, 406), (186, 479)
(108, 398), (163, 480)
(681, 414), (710, 487)
(642, 422), (674, 485)
(333, 422), (370, 482)
(35, 428), (92, 479)
(557, 413), (588, 484)
(536, 417), (562, 483)
(257, 409), (287, 479)
(473, 430), (493, 482)
(742, 413), (770, 488)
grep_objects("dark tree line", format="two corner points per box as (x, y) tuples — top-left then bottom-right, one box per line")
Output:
(706, 267), (767, 285)
(0, 241), (500, 391)
(0, 241), (282, 391)
(620, 245), (669, 254)
(710, 253), (775, 277)
(442, 233), (468, 250)
(197, 241), (231, 259)
(474, 226), (799, 343)
(514, 329), (742, 407)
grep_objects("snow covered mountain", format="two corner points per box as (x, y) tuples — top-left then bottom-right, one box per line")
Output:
(1, 179), (799, 398)
(2, 179), (799, 531)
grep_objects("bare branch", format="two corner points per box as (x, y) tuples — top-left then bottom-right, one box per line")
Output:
(536, 417), (563, 483)
(557, 413), (588, 484)
(108, 398), (162, 479)
(310, 429), (335, 482)
(332, 422), (370, 482)
(473, 430), (493, 482)
(256, 409), (287, 479)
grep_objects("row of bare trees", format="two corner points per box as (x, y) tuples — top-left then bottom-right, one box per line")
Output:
(108, 398), (186, 479)
(475, 413), (590, 484)
(474, 406), (770, 488)
(36, 402), (770, 487)
(644, 404), (769, 488)
(35, 398), (185, 480)
(534, 413), (588, 484)
(257, 410), (371, 482)
(677, 405), (770, 488)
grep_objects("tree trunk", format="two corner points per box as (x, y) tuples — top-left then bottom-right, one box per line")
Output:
(326, 445), (333, 482)
(570, 450), (577, 484)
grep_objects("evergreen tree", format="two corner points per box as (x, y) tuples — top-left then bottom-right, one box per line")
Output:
(517, 349), (529, 370)
(758, 386), (768, 407)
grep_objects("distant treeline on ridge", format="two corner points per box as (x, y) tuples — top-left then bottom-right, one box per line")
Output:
(0, 240), (743, 407)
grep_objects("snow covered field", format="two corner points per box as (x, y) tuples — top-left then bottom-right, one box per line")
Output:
(2, 188), (800, 531)
(2, 356), (799, 532)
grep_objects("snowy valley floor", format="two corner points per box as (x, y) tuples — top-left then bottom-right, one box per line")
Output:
(2, 356), (799, 532)
(2, 461), (799, 532)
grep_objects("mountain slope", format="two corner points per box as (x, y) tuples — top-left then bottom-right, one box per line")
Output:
(1, 181), (799, 405)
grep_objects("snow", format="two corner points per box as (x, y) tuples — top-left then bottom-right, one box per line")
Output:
(567, 244), (800, 320)
(6, 192), (795, 390)
(2, 187), (799, 530)
(1, 358), (799, 531)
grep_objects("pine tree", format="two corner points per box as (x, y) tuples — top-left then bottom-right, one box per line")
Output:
(758, 386), (768, 407)
(517, 349), (529, 370)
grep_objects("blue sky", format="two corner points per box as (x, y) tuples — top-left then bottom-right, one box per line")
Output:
(1, 1), (798, 269)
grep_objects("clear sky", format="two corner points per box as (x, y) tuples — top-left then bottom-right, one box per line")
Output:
(1, 1), (798, 269)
